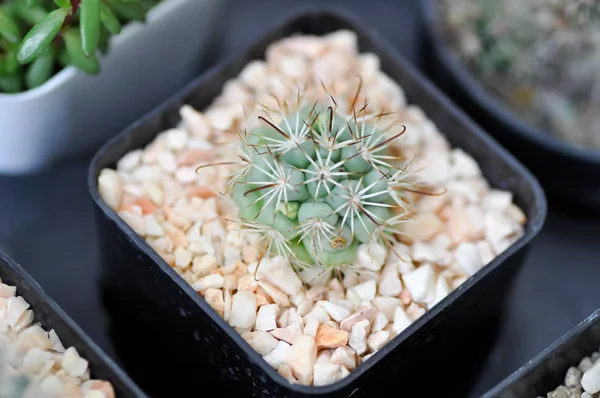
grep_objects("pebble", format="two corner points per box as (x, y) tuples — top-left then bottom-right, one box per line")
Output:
(98, 29), (528, 388)
(313, 362), (341, 386)
(403, 264), (436, 304)
(243, 331), (279, 355)
(314, 324), (349, 349)
(228, 291), (257, 329)
(349, 320), (370, 355)
(263, 340), (290, 369)
(256, 304), (279, 331)
(283, 335), (317, 385)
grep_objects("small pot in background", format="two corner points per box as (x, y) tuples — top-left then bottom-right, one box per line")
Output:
(0, 250), (148, 397)
(0, 0), (227, 175)
(418, 0), (600, 210)
(483, 308), (600, 397)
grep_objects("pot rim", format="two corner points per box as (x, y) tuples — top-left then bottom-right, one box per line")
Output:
(482, 308), (600, 397)
(88, 5), (548, 394)
(0, 0), (192, 102)
(0, 250), (148, 397)
(418, 0), (600, 166)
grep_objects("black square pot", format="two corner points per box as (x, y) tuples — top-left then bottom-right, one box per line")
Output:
(483, 309), (600, 397)
(0, 251), (146, 397)
(87, 7), (547, 398)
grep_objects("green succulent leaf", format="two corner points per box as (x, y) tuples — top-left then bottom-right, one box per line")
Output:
(17, 7), (69, 64)
(63, 27), (99, 74)
(15, 2), (47, 25)
(0, 72), (23, 93)
(26, 0), (40, 8)
(54, 0), (71, 8)
(100, 2), (121, 35)
(25, 47), (54, 89)
(4, 49), (20, 75)
(80, 0), (101, 56)
(0, 9), (22, 43)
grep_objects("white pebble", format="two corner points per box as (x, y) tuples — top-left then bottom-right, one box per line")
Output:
(402, 264), (436, 304)
(356, 244), (386, 271)
(263, 340), (290, 369)
(321, 301), (351, 323)
(62, 347), (89, 377)
(164, 129), (188, 150)
(303, 317), (320, 337)
(40, 375), (63, 395)
(454, 242), (484, 276)
(367, 331), (390, 352)
(143, 215), (164, 237)
(98, 169), (122, 211)
(7, 296), (30, 329)
(451, 148), (481, 178)
(431, 276), (452, 307)
(371, 312), (389, 333)
(256, 304), (279, 331)
(243, 331), (279, 355)
(157, 151), (178, 173)
(582, 360), (600, 393)
(313, 362), (341, 386)
(378, 261), (403, 296)
(283, 335), (317, 385)
(228, 291), (257, 329)
(191, 274), (224, 292)
(329, 346), (356, 370)
(372, 297), (402, 320)
(116, 150), (142, 172)
(348, 319), (369, 355)
(22, 347), (52, 373)
(256, 256), (303, 296)
(350, 280), (377, 302)
(393, 306), (413, 335)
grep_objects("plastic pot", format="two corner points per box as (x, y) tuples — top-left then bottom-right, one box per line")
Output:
(483, 309), (600, 397)
(0, 250), (147, 397)
(418, 0), (600, 210)
(88, 7), (547, 398)
(0, 0), (226, 175)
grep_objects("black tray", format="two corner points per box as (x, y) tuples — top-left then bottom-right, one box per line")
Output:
(88, 6), (547, 398)
(483, 308), (600, 397)
(418, 0), (600, 210)
(0, 251), (146, 398)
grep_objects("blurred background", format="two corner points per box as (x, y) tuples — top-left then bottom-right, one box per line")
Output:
(1, 0), (599, 396)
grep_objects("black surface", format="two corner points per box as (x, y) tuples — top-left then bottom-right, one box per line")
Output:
(88, 8), (545, 398)
(484, 309), (600, 398)
(0, 1), (598, 397)
(418, 0), (600, 210)
(0, 252), (147, 397)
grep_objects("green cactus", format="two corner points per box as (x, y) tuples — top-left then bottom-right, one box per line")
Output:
(219, 96), (436, 271)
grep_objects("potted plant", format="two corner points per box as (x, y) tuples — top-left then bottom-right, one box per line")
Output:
(0, 0), (226, 175)
(483, 308), (600, 398)
(0, 250), (147, 397)
(419, 0), (600, 209)
(89, 8), (546, 398)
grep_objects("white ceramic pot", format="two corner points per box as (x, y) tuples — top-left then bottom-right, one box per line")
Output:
(0, 0), (226, 175)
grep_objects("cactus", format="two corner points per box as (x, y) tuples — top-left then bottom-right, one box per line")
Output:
(212, 91), (443, 271)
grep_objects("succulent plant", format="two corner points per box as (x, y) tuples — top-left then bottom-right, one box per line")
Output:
(436, 0), (600, 149)
(208, 91), (443, 272)
(0, 0), (161, 93)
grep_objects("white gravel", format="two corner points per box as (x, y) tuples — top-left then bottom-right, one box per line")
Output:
(98, 30), (527, 387)
(0, 278), (115, 397)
